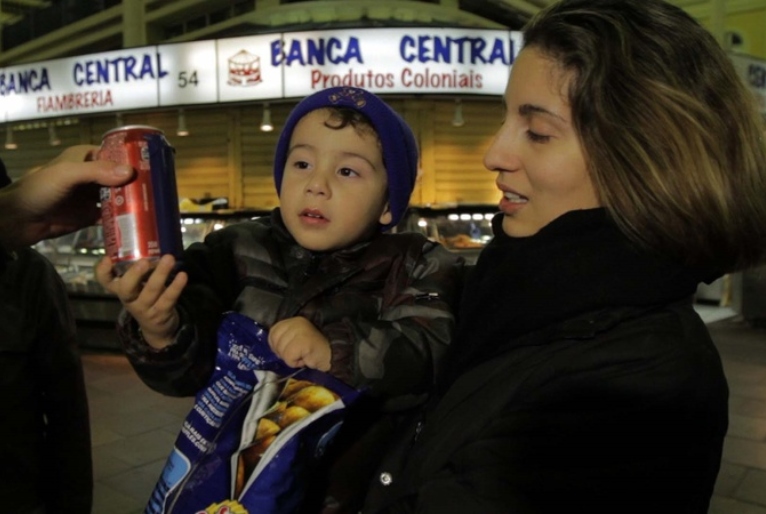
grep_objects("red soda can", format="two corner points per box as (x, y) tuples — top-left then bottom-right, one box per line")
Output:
(98, 125), (183, 275)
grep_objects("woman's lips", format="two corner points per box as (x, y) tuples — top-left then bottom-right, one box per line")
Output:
(497, 187), (528, 214)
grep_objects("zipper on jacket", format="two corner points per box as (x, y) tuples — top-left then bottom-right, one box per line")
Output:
(304, 251), (322, 277)
(414, 292), (440, 301)
(413, 420), (424, 442)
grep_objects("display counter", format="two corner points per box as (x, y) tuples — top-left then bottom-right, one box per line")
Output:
(38, 204), (497, 348)
(395, 204), (498, 264)
(35, 210), (270, 328)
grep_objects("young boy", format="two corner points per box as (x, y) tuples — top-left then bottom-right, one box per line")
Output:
(96, 86), (463, 509)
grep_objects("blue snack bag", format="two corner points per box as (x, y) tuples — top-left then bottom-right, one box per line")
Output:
(145, 312), (360, 514)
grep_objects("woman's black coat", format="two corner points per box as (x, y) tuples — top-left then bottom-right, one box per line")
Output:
(362, 209), (728, 514)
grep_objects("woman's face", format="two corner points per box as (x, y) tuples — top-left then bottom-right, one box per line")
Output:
(484, 46), (600, 238)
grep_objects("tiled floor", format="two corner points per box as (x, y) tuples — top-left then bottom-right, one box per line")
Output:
(706, 313), (766, 514)
(83, 348), (193, 514)
(81, 304), (766, 514)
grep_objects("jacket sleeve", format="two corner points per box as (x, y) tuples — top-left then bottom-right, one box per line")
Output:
(33, 252), (94, 514)
(119, 227), (242, 397)
(323, 238), (464, 407)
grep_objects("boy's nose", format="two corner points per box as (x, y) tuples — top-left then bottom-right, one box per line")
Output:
(305, 171), (330, 196)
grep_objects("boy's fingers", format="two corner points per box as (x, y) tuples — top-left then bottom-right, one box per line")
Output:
(271, 333), (294, 360)
(136, 255), (176, 303)
(284, 357), (303, 368)
(114, 259), (153, 302)
(94, 257), (116, 289)
(279, 344), (302, 368)
(268, 321), (287, 351)
(152, 271), (188, 314)
(268, 332), (284, 355)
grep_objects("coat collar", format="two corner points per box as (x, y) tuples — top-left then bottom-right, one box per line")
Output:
(445, 208), (716, 380)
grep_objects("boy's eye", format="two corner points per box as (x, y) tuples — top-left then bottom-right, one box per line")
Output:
(526, 130), (551, 143)
(293, 160), (310, 169)
(338, 167), (359, 177)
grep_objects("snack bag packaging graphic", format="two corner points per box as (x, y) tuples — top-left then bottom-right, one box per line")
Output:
(145, 312), (361, 514)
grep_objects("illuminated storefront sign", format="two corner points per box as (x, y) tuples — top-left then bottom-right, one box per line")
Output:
(0, 27), (522, 122)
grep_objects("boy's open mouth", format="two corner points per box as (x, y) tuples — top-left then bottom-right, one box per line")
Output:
(300, 208), (328, 221)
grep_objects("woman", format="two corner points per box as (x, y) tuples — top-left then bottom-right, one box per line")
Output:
(361, 0), (766, 512)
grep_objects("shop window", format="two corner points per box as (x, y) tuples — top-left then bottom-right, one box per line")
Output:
(234, 0), (255, 15)
(186, 15), (207, 32)
(165, 23), (184, 39)
(210, 8), (229, 25)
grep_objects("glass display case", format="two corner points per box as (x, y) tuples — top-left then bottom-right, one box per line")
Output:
(34, 209), (270, 328)
(394, 204), (498, 264)
(35, 204), (496, 349)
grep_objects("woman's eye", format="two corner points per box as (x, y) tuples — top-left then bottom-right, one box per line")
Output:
(526, 131), (551, 143)
(293, 160), (310, 169)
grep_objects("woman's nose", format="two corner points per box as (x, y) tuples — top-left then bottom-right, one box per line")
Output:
(483, 124), (520, 173)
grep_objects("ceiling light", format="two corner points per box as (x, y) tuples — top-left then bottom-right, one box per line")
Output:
(48, 124), (61, 146)
(260, 103), (273, 132)
(177, 108), (189, 137)
(4, 125), (17, 150)
(452, 99), (465, 127)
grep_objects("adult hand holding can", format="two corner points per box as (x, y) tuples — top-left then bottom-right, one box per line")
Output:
(97, 125), (183, 275)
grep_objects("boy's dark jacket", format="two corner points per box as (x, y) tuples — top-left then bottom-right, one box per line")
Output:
(120, 208), (463, 402)
(0, 247), (93, 513)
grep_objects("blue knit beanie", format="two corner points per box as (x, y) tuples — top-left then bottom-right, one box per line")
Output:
(273, 86), (419, 231)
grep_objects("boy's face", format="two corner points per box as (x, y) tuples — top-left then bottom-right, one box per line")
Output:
(279, 109), (392, 252)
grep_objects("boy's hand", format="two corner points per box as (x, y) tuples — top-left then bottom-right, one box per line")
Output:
(95, 254), (188, 350)
(268, 317), (331, 371)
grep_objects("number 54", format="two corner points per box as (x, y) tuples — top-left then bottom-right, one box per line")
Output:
(178, 71), (199, 88)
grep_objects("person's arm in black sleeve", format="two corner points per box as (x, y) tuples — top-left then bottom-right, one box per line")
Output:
(33, 251), (93, 513)
(119, 226), (242, 396)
